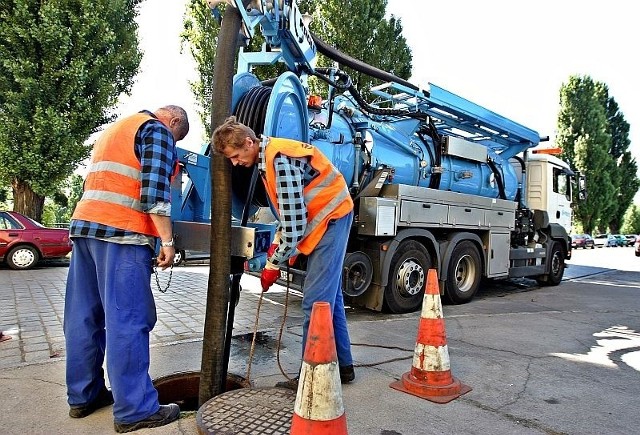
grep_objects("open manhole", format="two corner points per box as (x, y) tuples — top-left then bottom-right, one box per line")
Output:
(153, 371), (250, 412)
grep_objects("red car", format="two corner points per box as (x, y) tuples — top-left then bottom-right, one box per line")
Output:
(0, 210), (72, 270)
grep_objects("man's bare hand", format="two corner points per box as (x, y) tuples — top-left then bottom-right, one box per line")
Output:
(156, 246), (175, 269)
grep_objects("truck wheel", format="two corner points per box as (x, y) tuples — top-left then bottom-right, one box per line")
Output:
(7, 245), (39, 270)
(384, 240), (431, 313)
(443, 241), (481, 304)
(537, 241), (565, 286)
(342, 251), (373, 297)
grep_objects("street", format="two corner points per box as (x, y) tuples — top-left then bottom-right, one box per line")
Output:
(0, 246), (639, 434)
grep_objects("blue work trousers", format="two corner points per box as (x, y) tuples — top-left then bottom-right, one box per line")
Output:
(64, 238), (160, 424)
(301, 211), (354, 367)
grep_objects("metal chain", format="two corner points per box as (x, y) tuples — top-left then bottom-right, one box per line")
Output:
(153, 263), (173, 293)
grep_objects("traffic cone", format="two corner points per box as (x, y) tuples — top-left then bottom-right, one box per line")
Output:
(290, 301), (348, 434)
(390, 269), (471, 404)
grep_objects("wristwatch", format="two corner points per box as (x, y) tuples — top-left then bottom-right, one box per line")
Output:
(161, 238), (174, 248)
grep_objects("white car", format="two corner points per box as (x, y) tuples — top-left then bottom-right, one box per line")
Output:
(593, 234), (608, 248)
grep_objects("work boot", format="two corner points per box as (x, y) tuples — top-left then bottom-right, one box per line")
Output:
(114, 404), (180, 433)
(339, 365), (355, 384)
(69, 386), (114, 418)
(275, 377), (299, 390)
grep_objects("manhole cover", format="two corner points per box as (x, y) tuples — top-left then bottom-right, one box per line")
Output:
(197, 387), (296, 434)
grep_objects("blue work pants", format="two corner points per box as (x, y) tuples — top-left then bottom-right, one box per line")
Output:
(301, 211), (354, 367)
(64, 238), (160, 423)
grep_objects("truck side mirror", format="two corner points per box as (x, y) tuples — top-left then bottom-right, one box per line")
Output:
(577, 173), (587, 201)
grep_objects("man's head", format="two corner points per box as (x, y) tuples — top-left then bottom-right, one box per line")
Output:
(154, 105), (190, 141)
(212, 116), (260, 167)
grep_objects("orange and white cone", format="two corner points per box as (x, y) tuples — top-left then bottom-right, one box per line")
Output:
(390, 268), (471, 404)
(290, 301), (348, 435)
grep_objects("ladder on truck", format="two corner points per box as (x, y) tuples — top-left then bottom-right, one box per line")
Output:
(370, 81), (540, 159)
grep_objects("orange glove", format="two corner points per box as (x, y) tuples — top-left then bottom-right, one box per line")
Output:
(260, 267), (280, 292)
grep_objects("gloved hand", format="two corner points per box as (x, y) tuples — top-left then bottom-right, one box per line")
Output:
(267, 243), (278, 258)
(288, 255), (299, 267)
(261, 264), (280, 292)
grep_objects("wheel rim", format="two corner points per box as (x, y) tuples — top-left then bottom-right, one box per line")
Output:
(12, 248), (35, 268)
(454, 254), (477, 293)
(395, 259), (425, 297)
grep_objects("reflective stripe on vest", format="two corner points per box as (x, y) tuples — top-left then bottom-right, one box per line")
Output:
(72, 113), (160, 236)
(264, 137), (353, 254)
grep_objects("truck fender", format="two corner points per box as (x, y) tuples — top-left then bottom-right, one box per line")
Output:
(379, 228), (440, 287)
(439, 232), (485, 283)
(544, 223), (570, 260)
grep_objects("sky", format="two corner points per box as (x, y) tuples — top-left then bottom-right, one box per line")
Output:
(117, 0), (639, 177)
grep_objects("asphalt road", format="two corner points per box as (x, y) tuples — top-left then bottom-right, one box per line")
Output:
(1, 245), (639, 434)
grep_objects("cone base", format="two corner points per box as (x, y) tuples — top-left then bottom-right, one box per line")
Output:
(390, 371), (472, 404)
(291, 412), (348, 434)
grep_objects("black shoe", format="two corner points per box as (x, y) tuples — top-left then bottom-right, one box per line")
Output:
(69, 386), (114, 418)
(275, 377), (299, 390)
(339, 365), (355, 384)
(114, 404), (180, 433)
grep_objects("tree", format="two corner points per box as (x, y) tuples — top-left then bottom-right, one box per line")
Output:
(41, 173), (84, 225)
(309, 0), (412, 97)
(556, 75), (615, 235)
(181, 0), (413, 134)
(621, 205), (640, 235)
(601, 95), (639, 233)
(181, 0), (220, 140)
(0, 0), (142, 221)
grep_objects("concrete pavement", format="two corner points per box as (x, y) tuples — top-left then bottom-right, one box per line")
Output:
(1, 260), (639, 434)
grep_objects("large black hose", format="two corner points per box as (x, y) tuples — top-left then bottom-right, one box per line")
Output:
(311, 32), (423, 94)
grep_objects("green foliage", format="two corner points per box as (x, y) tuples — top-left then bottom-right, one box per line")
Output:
(556, 75), (639, 234)
(181, 0), (413, 134)
(182, 0), (220, 139)
(621, 205), (640, 234)
(308, 0), (412, 98)
(556, 76), (614, 235)
(0, 0), (142, 219)
(41, 173), (84, 224)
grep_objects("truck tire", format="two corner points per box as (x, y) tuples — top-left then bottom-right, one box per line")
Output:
(536, 241), (565, 286)
(443, 241), (481, 304)
(384, 240), (431, 313)
(7, 245), (39, 270)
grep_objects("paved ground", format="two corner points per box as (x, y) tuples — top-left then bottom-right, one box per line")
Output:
(1, 255), (640, 435)
(0, 262), (304, 369)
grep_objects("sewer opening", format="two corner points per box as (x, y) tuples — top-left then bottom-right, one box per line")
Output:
(153, 371), (249, 412)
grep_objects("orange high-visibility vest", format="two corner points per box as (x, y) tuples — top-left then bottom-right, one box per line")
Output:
(72, 113), (166, 236)
(263, 137), (353, 255)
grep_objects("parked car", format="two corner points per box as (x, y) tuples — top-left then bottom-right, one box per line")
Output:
(593, 234), (617, 247)
(635, 236), (640, 257)
(0, 211), (72, 270)
(593, 234), (608, 248)
(612, 234), (627, 247)
(571, 234), (595, 249)
(624, 235), (637, 247)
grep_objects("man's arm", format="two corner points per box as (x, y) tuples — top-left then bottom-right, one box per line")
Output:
(149, 214), (174, 269)
(138, 119), (177, 269)
(267, 155), (307, 268)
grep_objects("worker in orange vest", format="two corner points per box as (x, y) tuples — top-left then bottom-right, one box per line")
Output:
(213, 116), (355, 389)
(65, 106), (189, 433)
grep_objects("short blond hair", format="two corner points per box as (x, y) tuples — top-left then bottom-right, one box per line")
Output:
(212, 116), (258, 154)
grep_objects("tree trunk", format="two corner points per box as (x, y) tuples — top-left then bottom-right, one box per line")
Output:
(12, 179), (45, 222)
